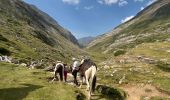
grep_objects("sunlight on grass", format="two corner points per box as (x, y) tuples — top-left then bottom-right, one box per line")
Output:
(0, 62), (82, 100)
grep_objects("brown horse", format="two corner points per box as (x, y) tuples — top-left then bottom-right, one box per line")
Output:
(74, 59), (97, 99)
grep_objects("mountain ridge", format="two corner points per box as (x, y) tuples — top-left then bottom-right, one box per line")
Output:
(87, 0), (170, 54)
(78, 36), (95, 48)
(0, 0), (84, 62)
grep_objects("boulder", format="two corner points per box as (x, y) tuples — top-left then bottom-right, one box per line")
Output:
(20, 63), (27, 67)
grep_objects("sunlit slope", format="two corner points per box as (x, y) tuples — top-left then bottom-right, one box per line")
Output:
(87, 0), (170, 54)
(0, 0), (85, 62)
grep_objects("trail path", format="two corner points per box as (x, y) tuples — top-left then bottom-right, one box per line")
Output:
(54, 73), (170, 100)
(119, 83), (170, 100)
(66, 73), (170, 100)
(66, 73), (107, 100)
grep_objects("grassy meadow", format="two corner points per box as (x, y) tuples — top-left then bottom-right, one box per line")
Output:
(0, 62), (84, 100)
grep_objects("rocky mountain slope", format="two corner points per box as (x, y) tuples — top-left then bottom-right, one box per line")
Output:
(78, 36), (95, 48)
(87, 0), (170, 54)
(0, 0), (84, 62)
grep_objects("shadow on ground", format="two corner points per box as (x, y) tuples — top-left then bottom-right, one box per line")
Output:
(0, 84), (43, 100)
(95, 85), (127, 100)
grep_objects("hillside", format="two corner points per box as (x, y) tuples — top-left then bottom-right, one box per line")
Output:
(85, 0), (170, 99)
(78, 36), (95, 48)
(87, 0), (170, 54)
(0, 0), (84, 63)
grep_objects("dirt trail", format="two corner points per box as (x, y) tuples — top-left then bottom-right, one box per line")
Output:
(66, 73), (170, 100)
(66, 73), (107, 100)
(119, 83), (170, 100)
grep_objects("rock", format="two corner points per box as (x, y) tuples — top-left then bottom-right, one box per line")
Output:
(119, 74), (126, 84)
(153, 73), (156, 75)
(0, 56), (12, 63)
(0, 56), (2, 61)
(104, 65), (110, 69)
(20, 63), (27, 67)
(160, 58), (167, 62)
(110, 74), (113, 77)
(112, 70), (118, 74)
(166, 50), (170, 53)
(147, 80), (153, 84)
(143, 96), (150, 100)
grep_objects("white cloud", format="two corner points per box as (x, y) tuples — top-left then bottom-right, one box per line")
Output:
(134, 0), (144, 2)
(62, 0), (80, 5)
(97, 0), (119, 5)
(146, 0), (157, 6)
(97, 0), (128, 6)
(97, 0), (104, 4)
(140, 6), (144, 10)
(119, 0), (128, 6)
(121, 15), (134, 23)
(84, 6), (94, 10)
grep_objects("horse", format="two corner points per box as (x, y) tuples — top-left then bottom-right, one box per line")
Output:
(74, 59), (97, 99)
(51, 63), (65, 82)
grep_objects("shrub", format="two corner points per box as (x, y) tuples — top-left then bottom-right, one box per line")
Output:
(96, 85), (127, 100)
(156, 61), (170, 72)
(114, 49), (126, 56)
(0, 47), (11, 56)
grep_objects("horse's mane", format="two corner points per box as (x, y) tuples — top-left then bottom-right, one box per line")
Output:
(79, 59), (97, 69)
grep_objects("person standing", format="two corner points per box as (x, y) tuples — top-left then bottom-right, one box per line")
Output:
(72, 58), (80, 85)
(63, 63), (68, 82)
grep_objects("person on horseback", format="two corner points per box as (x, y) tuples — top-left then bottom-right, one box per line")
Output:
(72, 58), (80, 85)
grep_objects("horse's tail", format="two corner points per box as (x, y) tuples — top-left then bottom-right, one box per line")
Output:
(91, 75), (96, 93)
(90, 65), (97, 93)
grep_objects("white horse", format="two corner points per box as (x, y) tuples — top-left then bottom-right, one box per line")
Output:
(74, 59), (97, 99)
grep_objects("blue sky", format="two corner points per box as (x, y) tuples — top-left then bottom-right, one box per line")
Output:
(24, 0), (157, 39)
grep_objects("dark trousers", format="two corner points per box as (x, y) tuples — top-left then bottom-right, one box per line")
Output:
(72, 70), (78, 85)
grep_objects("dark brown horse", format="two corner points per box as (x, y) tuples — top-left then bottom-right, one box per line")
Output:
(74, 59), (97, 99)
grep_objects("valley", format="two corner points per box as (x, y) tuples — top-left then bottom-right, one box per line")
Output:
(0, 0), (170, 100)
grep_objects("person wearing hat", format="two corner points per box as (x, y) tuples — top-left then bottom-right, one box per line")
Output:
(72, 58), (80, 85)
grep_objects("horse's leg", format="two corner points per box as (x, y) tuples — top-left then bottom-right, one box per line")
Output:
(79, 75), (83, 88)
(90, 66), (97, 96)
(85, 68), (91, 91)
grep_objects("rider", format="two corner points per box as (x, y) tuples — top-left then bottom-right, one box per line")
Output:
(72, 58), (80, 85)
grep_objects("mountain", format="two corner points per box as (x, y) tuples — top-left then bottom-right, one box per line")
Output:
(86, 0), (170, 54)
(0, 0), (84, 62)
(78, 36), (95, 48)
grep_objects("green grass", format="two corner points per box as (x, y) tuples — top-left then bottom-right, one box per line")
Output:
(150, 96), (170, 100)
(86, 50), (110, 64)
(153, 77), (170, 93)
(0, 9), (86, 64)
(87, 12), (170, 53)
(0, 62), (83, 100)
(129, 42), (170, 62)
(96, 42), (170, 96)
